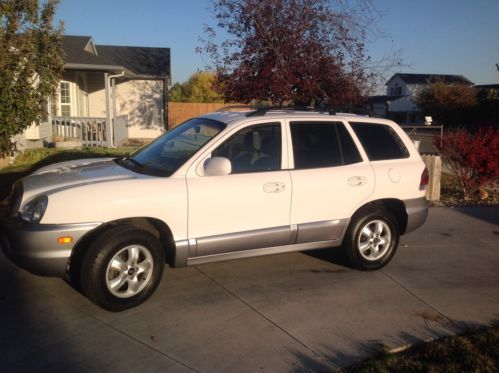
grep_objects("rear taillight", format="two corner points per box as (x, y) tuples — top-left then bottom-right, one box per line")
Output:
(420, 167), (429, 189)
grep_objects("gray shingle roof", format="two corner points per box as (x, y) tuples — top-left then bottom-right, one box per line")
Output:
(62, 35), (114, 67)
(96, 45), (170, 78)
(62, 35), (170, 79)
(388, 73), (473, 85)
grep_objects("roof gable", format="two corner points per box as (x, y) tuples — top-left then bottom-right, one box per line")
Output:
(61, 35), (170, 79)
(62, 35), (119, 69)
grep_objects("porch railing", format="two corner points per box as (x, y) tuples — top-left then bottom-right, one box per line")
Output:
(52, 116), (107, 147)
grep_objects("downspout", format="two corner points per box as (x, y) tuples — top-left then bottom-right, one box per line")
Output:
(107, 70), (125, 147)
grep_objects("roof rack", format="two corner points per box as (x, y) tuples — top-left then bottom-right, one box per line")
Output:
(245, 105), (372, 117)
(214, 104), (254, 112)
(214, 104), (374, 117)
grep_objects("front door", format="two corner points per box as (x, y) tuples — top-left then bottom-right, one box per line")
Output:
(186, 122), (292, 257)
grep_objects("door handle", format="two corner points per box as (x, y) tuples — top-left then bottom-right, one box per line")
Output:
(263, 182), (285, 193)
(347, 176), (368, 186)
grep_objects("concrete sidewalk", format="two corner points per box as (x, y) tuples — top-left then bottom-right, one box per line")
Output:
(1, 207), (498, 372)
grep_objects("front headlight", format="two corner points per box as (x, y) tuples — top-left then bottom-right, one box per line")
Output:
(20, 195), (48, 223)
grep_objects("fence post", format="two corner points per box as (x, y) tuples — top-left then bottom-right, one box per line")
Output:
(421, 155), (442, 201)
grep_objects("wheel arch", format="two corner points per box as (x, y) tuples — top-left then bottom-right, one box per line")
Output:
(67, 217), (176, 285)
(351, 198), (408, 234)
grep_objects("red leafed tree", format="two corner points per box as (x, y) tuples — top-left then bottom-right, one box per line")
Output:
(199, 0), (395, 106)
(435, 128), (499, 200)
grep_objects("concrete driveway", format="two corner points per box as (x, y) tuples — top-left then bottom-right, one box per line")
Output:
(1, 207), (498, 372)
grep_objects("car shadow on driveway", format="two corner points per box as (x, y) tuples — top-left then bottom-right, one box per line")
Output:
(304, 246), (354, 269)
(0, 251), (90, 371)
(453, 206), (499, 226)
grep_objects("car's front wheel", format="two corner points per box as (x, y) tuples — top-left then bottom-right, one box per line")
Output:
(81, 226), (164, 311)
(344, 208), (399, 270)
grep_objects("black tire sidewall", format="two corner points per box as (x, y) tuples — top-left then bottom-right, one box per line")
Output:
(345, 209), (399, 270)
(81, 226), (164, 311)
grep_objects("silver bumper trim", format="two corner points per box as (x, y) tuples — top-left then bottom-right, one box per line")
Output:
(1, 219), (101, 277)
(404, 197), (428, 234)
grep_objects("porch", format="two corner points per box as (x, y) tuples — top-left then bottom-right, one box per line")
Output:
(51, 115), (129, 147)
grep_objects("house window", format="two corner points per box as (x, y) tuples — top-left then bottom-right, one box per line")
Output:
(59, 81), (72, 116)
(393, 84), (402, 96)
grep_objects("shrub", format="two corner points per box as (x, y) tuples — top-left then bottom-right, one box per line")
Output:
(434, 127), (499, 200)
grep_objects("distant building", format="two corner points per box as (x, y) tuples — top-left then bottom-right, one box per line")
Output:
(18, 35), (170, 150)
(367, 73), (473, 124)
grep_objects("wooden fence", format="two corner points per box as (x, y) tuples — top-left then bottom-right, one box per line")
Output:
(421, 155), (442, 201)
(167, 102), (249, 129)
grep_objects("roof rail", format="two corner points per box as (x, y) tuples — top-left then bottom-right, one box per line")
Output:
(246, 105), (318, 117)
(214, 104), (253, 112)
(245, 105), (373, 117)
(214, 104), (374, 117)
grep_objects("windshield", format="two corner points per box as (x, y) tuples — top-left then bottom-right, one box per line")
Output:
(120, 118), (226, 176)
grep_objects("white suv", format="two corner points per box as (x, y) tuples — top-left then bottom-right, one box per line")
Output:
(0, 109), (428, 311)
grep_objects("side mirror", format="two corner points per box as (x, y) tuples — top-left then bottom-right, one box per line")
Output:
(204, 157), (231, 176)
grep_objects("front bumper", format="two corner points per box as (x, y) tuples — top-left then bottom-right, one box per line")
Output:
(404, 197), (428, 234)
(0, 217), (100, 277)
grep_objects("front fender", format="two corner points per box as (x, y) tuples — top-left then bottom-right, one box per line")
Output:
(40, 176), (188, 241)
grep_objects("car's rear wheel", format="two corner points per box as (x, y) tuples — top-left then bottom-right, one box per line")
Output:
(81, 226), (164, 311)
(344, 208), (399, 270)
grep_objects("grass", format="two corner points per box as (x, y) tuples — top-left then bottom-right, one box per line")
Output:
(343, 326), (499, 373)
(0, 146), (139, 199)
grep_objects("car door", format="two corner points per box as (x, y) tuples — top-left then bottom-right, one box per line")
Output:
(288, 120), (375, 243)
(186, 121), (293, 257)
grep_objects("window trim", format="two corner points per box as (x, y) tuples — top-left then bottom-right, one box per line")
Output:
(57, 80), (76, 117)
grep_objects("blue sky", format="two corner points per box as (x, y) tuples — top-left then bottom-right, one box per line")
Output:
(56, 0), (499, 88)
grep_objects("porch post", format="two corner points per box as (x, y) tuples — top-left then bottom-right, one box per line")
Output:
(163, 78), (169, 131)
(104, 72), (113, 147)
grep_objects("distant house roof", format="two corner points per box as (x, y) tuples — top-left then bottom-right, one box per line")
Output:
(62, 35), (170, 80)
(475, 84), (499, 90)
(387, 73), (473, 86)
(367, 95), (402, 104)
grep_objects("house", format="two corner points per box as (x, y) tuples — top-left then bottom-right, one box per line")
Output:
(20, 35), (170, 149)
(367, 73), (473, 123)
(475, 84), (499, 100)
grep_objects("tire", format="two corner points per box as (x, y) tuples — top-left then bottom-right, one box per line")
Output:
(343, 208), (399, 270)
(80, 225), (164, 311)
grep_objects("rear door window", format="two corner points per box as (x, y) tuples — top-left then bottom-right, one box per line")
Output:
(290, 121), (362, 169)
(349, 122), (409, 161)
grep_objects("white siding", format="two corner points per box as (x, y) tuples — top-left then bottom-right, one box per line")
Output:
(115, 79), (165, 139)
(24, 122), (52, 140)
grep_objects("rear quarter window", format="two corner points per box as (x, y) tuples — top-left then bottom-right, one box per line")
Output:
(349, 122), (409, 161)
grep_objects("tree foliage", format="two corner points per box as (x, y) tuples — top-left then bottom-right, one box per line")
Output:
(199, 0), (394, 106)
(168, 71), (224, 103)
(435, 128), (499, 200)
(415, 82), (477, 127)
(0, 0), (63, 157)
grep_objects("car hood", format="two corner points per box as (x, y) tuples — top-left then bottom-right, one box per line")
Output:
(21, 158), (139, 202)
